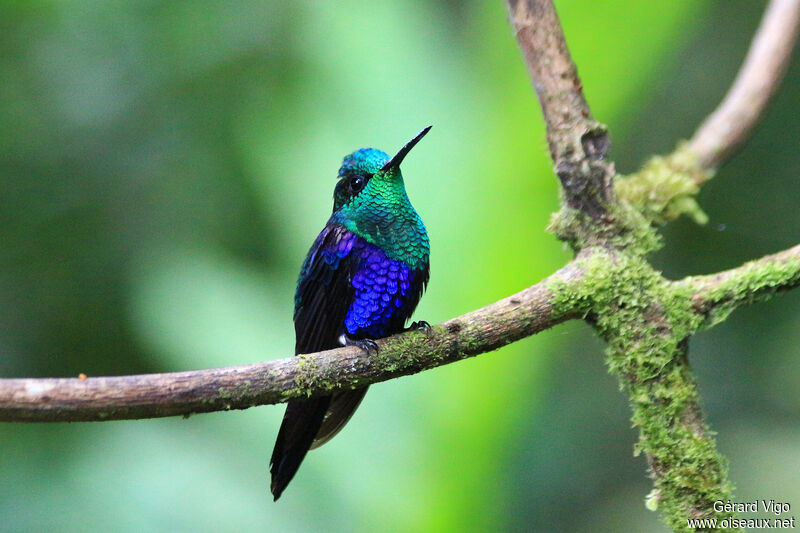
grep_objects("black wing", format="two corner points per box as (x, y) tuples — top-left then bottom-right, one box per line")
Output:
(293, 225), (357, 355)
(310, 256), (429, 448)
(310, 262), (428, 449)
(270, 224), (358, 500)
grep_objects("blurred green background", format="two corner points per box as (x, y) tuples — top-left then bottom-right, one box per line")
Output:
(1, 1), (798, 531)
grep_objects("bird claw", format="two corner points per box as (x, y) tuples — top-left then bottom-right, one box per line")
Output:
(407, 320), (431, 334)
(344, 335), (379, 356)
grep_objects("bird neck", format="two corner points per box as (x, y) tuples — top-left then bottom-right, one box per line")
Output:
(330, 181), (429, 269)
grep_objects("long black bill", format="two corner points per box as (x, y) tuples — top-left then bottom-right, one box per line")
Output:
(381, 125), (432, 171)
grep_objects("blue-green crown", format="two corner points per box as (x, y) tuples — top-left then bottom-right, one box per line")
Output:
(338, 148), (388, 178)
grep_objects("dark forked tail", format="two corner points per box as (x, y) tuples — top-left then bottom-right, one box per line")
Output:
(270, 388), (368, 500)
(269, 397), (331, 500)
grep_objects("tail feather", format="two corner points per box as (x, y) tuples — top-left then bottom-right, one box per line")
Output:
(270, 396), (331, 500)
(270, 388), (369, 499)
(310, 388), (368, 450)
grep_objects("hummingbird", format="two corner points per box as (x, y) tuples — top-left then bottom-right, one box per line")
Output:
(270, 126), (432, 500)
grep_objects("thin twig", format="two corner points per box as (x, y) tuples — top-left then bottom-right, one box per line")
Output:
(507, 0), (615, 219)
(683, 243), (800, 318)
(0, 263), (584, 422)
(688, 0), (800, 174)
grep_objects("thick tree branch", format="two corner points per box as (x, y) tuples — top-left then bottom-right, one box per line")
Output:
(0, 263), (583, 423)
(3, 240), (796, 425)
(507, 0), (615, 220)
(688, 0), (800, 174)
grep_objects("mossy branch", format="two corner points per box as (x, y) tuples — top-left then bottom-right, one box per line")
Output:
(684, 243), (800, 328)
(2, 243), (798, 424)
(509, 0), (797, 531)
(615, 145), (710, 226)
(0, 263), (583, 422)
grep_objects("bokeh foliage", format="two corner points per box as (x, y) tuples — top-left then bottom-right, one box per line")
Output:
(1, 1), (798, 531)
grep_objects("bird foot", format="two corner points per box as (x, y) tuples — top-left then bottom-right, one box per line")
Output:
(342, 334), (379, 356)
(406, 320), (431, 334)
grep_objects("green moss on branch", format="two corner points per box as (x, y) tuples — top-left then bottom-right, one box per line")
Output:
(551, 246), (737, 531)
(684, 244), (800, 328)
(616, 144), (711, 226)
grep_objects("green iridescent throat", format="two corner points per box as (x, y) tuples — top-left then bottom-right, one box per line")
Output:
(332, 166), (429, 269)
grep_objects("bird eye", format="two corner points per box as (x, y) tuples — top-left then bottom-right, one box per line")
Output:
(349, 175), (367, 194)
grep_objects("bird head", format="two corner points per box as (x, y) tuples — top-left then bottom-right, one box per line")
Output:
(332, 126), (431, 216)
